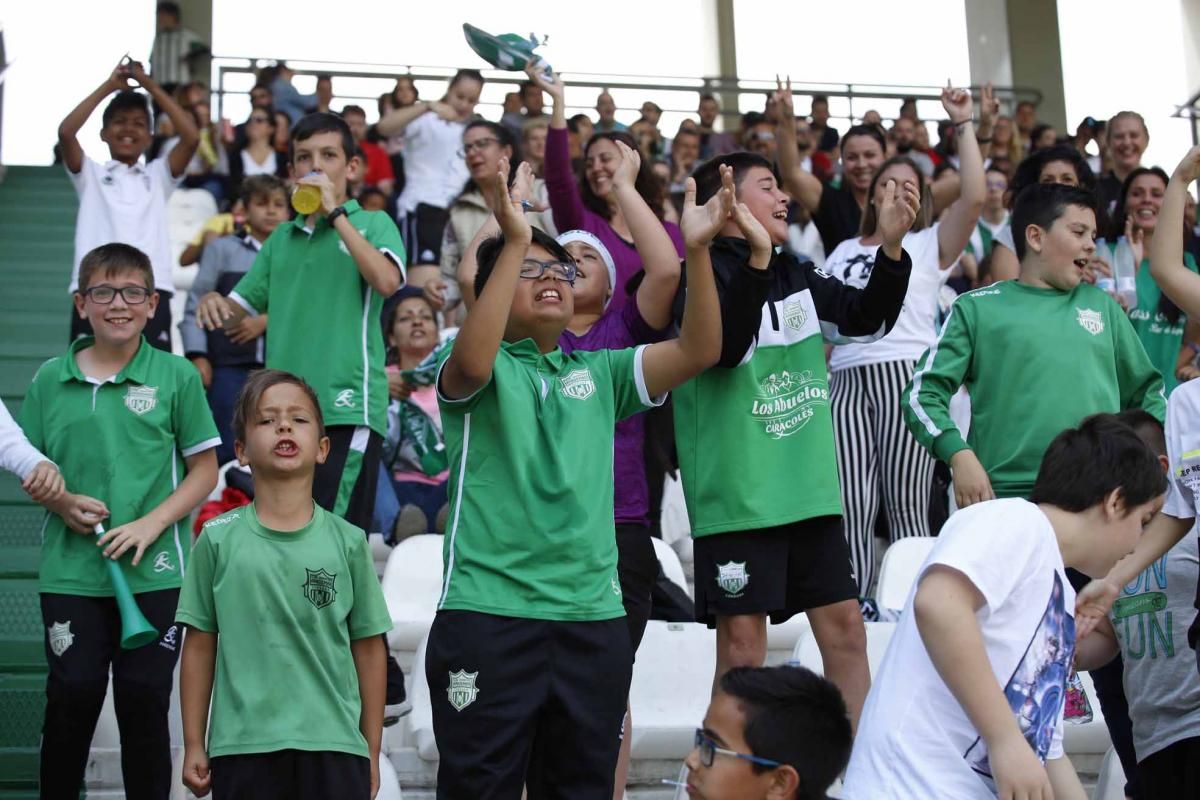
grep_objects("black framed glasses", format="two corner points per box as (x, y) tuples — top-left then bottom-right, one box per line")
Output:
(693, 729), (781, 769)
(458, 137), (500, 157)
(82, 286), (152, 305)
(519, 259), (577, 284)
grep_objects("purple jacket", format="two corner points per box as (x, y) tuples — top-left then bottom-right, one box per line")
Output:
(560, 299), (669, 525)
(545, 126), (684, 311)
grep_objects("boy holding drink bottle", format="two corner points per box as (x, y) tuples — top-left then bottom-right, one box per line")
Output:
(20, 242), (220, 798)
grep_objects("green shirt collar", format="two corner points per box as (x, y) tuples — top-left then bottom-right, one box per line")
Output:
(290, 198), (363, 232)
(59, 336), (153, 384)
(503, 337), (565, 369)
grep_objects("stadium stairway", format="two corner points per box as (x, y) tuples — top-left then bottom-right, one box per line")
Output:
(0, 165), (76, 799)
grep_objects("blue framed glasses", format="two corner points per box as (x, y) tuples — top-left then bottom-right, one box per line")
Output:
(693, 729), (781, 769)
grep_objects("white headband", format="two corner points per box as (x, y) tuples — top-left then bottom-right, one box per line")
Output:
(556, 230), (617, 299)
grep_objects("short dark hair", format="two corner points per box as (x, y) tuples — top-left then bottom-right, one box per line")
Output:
(102, 90), (152, 130)
(811, 94), (829, 107)
(340, 104), (366, 119)
(719, 666), (851, 797)
(77, 243), (154, 294)
(692, 151), (779, 205)
(1017, 100), (1037, 111)
(840, 124), (887, 156)
(289, 111), (356, 165)
(473, 228), (572, 300)
(240, 174), (288, 207)
(157, 1), (181, 18)
(233, 369), (325, 443)
(1010, 145), (1096, 206)
(1030, 414), (1167, 512)
(1009, 182), (1097, 260)
(519, 80), (539, 95)
(357, 186), (388, 207)
(1115, 409), (1166, 458)
(567, 113), (592, 134)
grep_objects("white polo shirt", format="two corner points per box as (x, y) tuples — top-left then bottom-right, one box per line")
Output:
(68, 155), (181, 293)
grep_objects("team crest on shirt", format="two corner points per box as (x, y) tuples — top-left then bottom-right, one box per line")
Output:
(447, 669), (479, 711)
(716, 561), (750, 597)
(782, 299), (808, 332)
(302, 568), (338, 609)
(1075, 307), (1104, 335)
(559, 368), (595, 401)
(124, 385), (158, 415)
(48, 621), (74, 657)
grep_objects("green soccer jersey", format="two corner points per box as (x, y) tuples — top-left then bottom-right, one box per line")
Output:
(20, 337), (220, 595)
(903, 280), (1166, 498)
(230, 200), (406, 434)
(175, 502), (392, 758)
(436, 339), (662, 621)
(1119, 250), (1198, 396)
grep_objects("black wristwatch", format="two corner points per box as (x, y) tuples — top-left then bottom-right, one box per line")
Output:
(327, 205), (348, 225)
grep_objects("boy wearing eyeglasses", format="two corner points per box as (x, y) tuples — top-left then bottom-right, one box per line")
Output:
(427, 157), (736, 798)
(685, 665), (852, 800)
(20, 242), (220, 797)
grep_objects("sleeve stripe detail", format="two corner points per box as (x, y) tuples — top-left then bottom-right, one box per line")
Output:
(181, 437), (223, 458)
(633, 345), (667, 408)
(907, 303), (959, 440)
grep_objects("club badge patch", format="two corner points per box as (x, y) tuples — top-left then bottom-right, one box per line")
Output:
(302, 568), (338, 609)
(716, 561), (750, 597)
(1076, 307), (1104, 336)
(782, 299), (808, 332)
(48, 621), (74, 657)
(448, 669), (479, 711)
(124, 385), (158, 415)
(559, 368), (595, 401)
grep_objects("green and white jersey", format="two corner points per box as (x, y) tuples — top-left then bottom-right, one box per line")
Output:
(903, 280), (1166, 498)
(20, 337), (220, 595)
(230, 200), (406, 434)
(436, 339), (663, 621)
(176, 503), (392, 758)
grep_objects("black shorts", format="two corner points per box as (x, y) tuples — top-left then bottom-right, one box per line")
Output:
(693, 515), (858, 626)
(211, 749), (369, 800)
(398, 202), (450, 266)
(69, 289), (174, 352)
(313, 425), (383, 533)
(425, 610), (631, 800)
(616, 524), (658, 655)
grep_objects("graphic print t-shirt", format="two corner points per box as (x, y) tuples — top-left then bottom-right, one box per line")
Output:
(843, 499), (1075, 800)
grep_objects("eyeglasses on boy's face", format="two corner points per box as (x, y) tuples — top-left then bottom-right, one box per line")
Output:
(459, 137), (500, 157)
(692, 729), (781, 769)
(81, 286), (152, 305)
(519, 259), (577, 285)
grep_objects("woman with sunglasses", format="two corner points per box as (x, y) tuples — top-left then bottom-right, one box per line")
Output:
(226, 105), (288, 202)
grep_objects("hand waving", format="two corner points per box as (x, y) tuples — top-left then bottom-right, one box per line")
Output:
(978, 83), (999, 134)
(940, 81), (973, 126)
(772, 75), (795, 119)
(492, 157), (532, 244)
(679, 165), (734, 249)
(877, 178), (922, 252)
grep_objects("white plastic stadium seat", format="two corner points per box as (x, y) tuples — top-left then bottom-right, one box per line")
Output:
(167, 188), (218, 354)
(406, 630), (439, 762)
(793, 621), (897, 679)
(651, 536), (689, 596)
(660, 474), (691, 556)
(1091, 746), (1126, 800)
(876, 536), (937, 611)
(381, 534), (445, 654)
(628, 621), (716, 759)
(765, 613), (811, 665)
(376, 753), (404, 800)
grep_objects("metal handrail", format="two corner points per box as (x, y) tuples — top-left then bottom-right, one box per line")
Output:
(209, 54), (1042, 129)
(1171, 88), (1200, 147)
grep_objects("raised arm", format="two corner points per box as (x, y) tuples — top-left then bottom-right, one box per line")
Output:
(936, 83), (987, 268)
(773, 77), (824, 213)
(915, 566), (1054, 799)
(58, 61), (128, 174)
(128, 61), (199, 179)
(377, 101), (448, 137)
(302, 172), (403, 296)
(529, 68), (588, 234)
(608, 140), (680, 329)
(1150, 146), (1200, 318)
(641, 170), (739, 397)
(440, 158), (531, 400)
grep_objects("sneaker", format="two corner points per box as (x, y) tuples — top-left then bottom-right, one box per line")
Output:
(383, 699), (413, 727)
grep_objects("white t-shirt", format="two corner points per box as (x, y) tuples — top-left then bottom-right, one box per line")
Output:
(240, 148), (278, 178)
(827, 224), (948, 371)
(844, 499), (1075, 800)
(395, 112), (468, 215)
(1163, 378), (1200, 522)
(68, 156), (181, 292)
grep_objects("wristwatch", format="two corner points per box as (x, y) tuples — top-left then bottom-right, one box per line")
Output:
(327, 206), (348, 225)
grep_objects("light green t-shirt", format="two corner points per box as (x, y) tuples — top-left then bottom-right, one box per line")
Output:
(175, 502), (392, 758)
(230, 200), (407, 435)
(1120, 251), (1198, 396)
(436, 339), (662, 621)
(20, 337), (220, 595)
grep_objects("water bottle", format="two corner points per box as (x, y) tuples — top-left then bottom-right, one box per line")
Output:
(1113, 236), (1138, 309)
(1093, 238), (1114, 293)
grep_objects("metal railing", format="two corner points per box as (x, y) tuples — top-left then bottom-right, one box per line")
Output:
(208, 54), (1042, 133)
(1172, 88), (1200, 147)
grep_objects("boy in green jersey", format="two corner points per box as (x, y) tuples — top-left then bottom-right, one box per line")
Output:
(903, 181), (1165, 507)
(177, 370), (392, 800)
(21, 243), (220, 798)
(429, 157), (729, 797)
(195, 112), (405, 533)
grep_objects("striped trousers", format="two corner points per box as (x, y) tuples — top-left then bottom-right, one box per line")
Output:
(830, 359), (936, 597)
